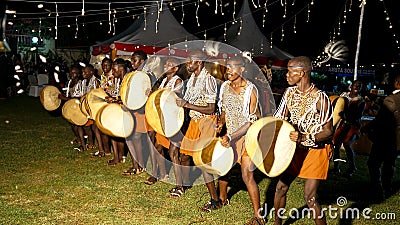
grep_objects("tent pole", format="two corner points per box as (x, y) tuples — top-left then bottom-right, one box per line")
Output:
(354, 0), (366, 81)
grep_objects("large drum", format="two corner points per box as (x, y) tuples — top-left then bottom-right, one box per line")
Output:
(192, 138), (235, 176)
(79, 94), (90, 118)
(85, 88), (108, 120)
(95, 103), (134, 138)
(145, 88), (184, 137)
(120, 71), (151, 110)
(62, 98), (88, 126)
(40, 85), (61, 111)
(329, 95), (347, 127)
(245, 116), (296, 177)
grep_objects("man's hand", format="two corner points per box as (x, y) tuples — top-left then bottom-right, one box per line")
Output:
(176, 97), (187, 107)
(220, 135), (230, 147)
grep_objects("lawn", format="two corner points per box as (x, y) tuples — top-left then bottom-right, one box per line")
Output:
(0, 95), (399, 225)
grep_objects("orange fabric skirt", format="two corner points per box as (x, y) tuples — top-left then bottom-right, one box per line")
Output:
(285, 144), (332, 180)
(84, 119), (94, 127)
(180, 116), (217, 156)
(156, 133), (170, 149)
(133, 111), (153, 133)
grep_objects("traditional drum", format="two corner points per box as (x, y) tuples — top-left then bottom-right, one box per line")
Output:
(95, 103), (134, 138)
(62, 98), (88, 126)
(192, 138), (235, 176)
(120, 71), (151, 110)
(145, 88), (184, 137)
(329, 95), (346, 127)
(40, 85), (61, 111)
(85, 88), (108, 120)
(245, 116), (296, 177)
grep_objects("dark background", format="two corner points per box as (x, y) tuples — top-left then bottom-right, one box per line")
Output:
(2, 0), (400, 65)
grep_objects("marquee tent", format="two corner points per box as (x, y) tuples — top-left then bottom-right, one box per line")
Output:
(220, 0), (292, 67)
(90, 3), (198, 57)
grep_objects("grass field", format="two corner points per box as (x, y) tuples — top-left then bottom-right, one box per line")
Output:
(0, 95), (399, 225)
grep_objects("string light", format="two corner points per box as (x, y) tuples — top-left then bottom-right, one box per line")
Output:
(196, 0), (200, 27)
(283, 0), (287, 18)
(223, 23), (227, 41)
(82, 0), (85, 16)
(270, 33), (273, 48)
(343, 4), (347, 24)
(238, 17), (242, 35)
(251, 0), (257, 8)
(156, 1), (160, 33)
(307, 4), (310, 22)
(349, 0), (353, 12)
(55, 2), (58, 40)
(181, 0), (184, 24)
(143, 6), (147, 30)
(293, 15), (297, 34)
(281, 26), (284, 41)
(112, 9), (116, 35)
(262, 2), (268, 28)
(215, 0), (218, 14)
(108, 2), (111, 34)
(220, 0), (224, 15)
(233, 0), (236, 23)
(75, 16), (78, 39)
(39, 18), (42, 39)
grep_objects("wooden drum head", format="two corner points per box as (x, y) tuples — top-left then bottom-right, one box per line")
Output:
(330, 95), (346, 127)
(85, 88), (108, 120)
(62, 98), (88, 126)
(120, 71), (151, 110)
(245, 116), (296, 177)
(95, 103), (134, 138)
(145, 88), (184, 137)
(40, 85), (61, 111)
(192, 138), (234, 176)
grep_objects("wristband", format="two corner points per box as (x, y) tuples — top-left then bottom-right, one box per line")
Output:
(227, 135), (232, 142)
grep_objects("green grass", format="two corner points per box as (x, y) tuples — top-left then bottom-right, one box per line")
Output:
(0, 95), (399, 224)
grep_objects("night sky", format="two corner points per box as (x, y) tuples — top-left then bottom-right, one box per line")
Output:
(3, 0), (400, 65)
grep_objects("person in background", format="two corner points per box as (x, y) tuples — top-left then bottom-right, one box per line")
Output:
(273, 56), (333, 225)
(365, 73), (400, 202)
(331, 80), (365, 177)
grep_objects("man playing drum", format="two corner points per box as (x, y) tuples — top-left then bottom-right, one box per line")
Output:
(273, 56), (333, 225)
(92, 57), (113, 157)
(174, 51), (218, 197)
(146, 57), (183, 185)
(211, 56), (265, 225)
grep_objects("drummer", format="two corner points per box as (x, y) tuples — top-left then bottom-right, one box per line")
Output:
(208, 56), (264, 224)
(122, 50), (151, 176)
(81, 64), (101, 152)
(105, 58), (128, 166)
(58, 64), (87, 152)
(173, 50), (218, 197)
(92, 57), (113, 157)
(273, 56), (333, 225)
(145, 57), (183, 185)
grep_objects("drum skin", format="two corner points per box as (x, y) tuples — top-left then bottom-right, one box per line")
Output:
(192, 138), (235, 176)
(245, 116), (296, 177)
(120, 71), (151, 110)
(95, 103), (134, 138)
(40, 85), (61, 111)
(145, 88), (184, 137)
(62, 98), (88, 126)
(79, 94), (90, 118)
(329, 95), (346, 127)
(85, 88), (108, 120)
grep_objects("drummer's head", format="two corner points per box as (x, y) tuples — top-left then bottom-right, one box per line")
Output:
(112, 58), (128, 78)
(164, 57), (180, 76)
(225, 56), (245, 81)
(69, 65), (82, 81)
(186, 50), (206, 74)
(286, 56), (312, 85)
(82, 64), (95, 80)
(101, 57), (112, 74)
(131, 50), (148, 71)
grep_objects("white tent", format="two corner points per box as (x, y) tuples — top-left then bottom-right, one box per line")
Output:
(91, 3), (198, 57)
(221, 0), (292, 65)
